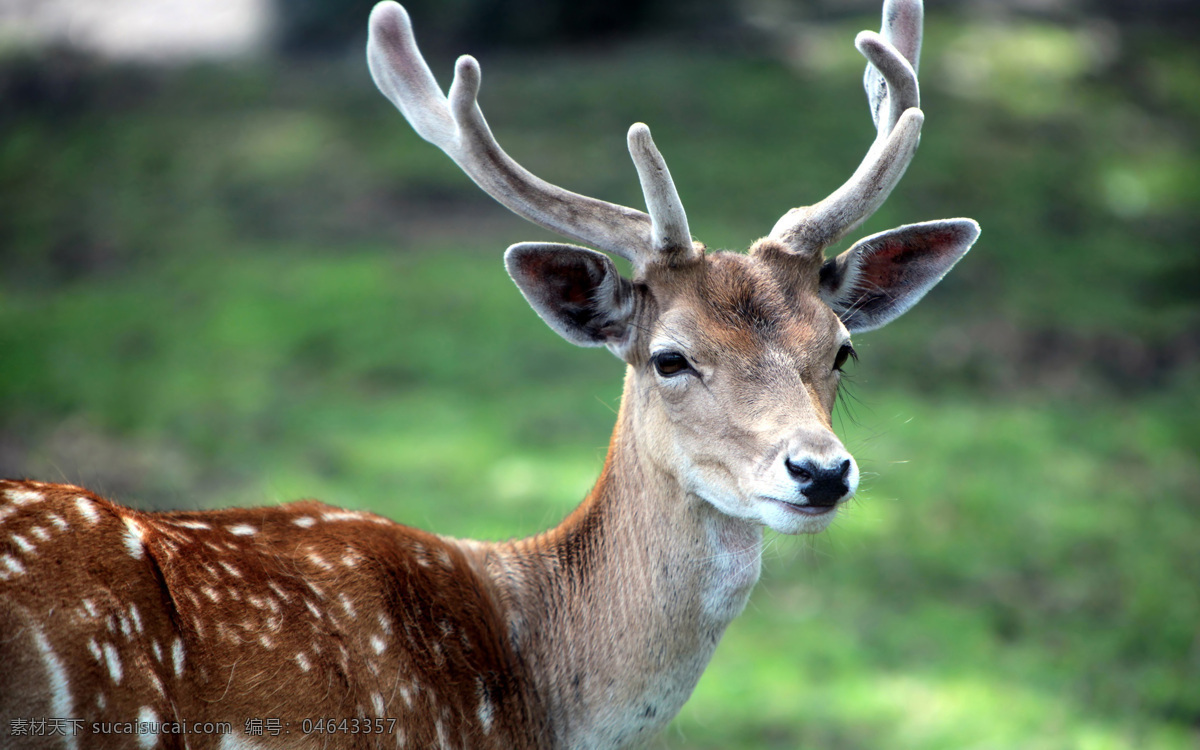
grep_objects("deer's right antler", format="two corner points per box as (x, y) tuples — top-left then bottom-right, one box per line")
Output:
(769, 0), (925, 254)
(367, 2), (695, 271)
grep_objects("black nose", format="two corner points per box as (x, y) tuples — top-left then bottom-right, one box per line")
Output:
(784, 458), (851, 507)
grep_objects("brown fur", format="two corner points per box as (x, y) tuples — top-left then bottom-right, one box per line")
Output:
(0, 481), (543, 748)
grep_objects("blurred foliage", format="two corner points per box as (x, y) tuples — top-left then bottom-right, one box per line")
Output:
(269, 0), (1200, 57)
(0, 6), (1198, 749)
(274, 0), (737, 55)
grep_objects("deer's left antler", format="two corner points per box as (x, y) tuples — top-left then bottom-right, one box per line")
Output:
(769, 0), (925, 253)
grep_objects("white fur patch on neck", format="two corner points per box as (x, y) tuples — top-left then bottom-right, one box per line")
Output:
(701, 515), (763, 622)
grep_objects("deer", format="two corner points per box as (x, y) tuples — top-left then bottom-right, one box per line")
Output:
(0, 0), (977, 747)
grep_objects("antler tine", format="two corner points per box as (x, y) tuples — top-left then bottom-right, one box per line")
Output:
(865, 0), (922, 135)
(628, 123), (694, 260)
(368, 1), (693, 271)
(769, 0), (925, 253)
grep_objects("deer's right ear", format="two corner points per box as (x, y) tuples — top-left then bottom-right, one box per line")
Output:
(505, 242), (636, 356)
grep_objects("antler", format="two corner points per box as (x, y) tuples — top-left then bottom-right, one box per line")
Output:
(366, 1), (694, 270)
(770, 0), (924, 253)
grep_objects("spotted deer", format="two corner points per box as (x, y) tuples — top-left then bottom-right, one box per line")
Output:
(0, 0), (977, 747)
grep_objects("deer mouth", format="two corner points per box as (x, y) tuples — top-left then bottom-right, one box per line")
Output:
(766, 497), (838, 516)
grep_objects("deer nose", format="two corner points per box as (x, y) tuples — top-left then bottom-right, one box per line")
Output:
(784, 458), (852, 507)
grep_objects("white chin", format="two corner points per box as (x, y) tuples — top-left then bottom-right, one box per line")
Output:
(759, 500), (839, 535)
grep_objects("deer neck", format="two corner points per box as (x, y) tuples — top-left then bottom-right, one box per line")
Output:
(479, 369), (764, 748)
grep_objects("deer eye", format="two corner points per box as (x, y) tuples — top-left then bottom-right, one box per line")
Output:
(652, 351), (693, 378)
(833, 343), (857, 372)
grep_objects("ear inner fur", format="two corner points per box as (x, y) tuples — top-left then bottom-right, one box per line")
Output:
(820, 219), (980, 333)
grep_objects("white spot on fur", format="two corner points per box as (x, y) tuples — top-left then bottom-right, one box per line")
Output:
(304, 600), (321, 619)
(87, 638), (103, 662)
(477, 679), (494, 733)
(370, 635), (386, 655)
(102, 642), (123, 684)
(121, 518), (145, 559)
(219, 561), (242, 578)
(320, 510), (365, 523)
(339, 594), (356, 619)
(292, 516), (315, 528)
(82, 599), (98, 618)
(227, 524), (256, 536)
(307, 551), (331, 570)
(305, 580), (325, 598)
(137, 707), (159, 748)
(30, 525), (50, 541)
(129, 605), (143, 633)
(75, 497), (100, 523)
(96, 693), (106, 711)
(259, 633), (274, 649)
(171, 638), (185, 678)
(176, 520), (211, 530)
(202, 586), (221, 603)
(11, 533), (34, 554)
(412, 542), (430, 567)
(152, 640), (163, 662)
(32, 626), (78, 750)
(267, 581), (290, 601)
(295, 653), (311, 672)
(342, 548), (362, 567)
(377, 612), (393, 636)
(1, 554), (25, 577)
(47, 513), (68, 530)
(372, 692), (385, 716)
(8, 488), (43, 505)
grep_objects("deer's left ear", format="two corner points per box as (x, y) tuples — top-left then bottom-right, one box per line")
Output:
(505, 242), (637, 358)
(819, 219), (979, 333)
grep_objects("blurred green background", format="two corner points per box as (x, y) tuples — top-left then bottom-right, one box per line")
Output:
(1, 0), (1197, 747)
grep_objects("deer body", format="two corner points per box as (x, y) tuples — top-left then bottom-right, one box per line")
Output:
(1, 0), (978, 747)
(0, 485), (538, 749)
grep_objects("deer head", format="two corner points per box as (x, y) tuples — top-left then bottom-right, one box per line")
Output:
(367, 0), (979, 536)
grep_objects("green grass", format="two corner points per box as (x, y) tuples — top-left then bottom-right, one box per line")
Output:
(2, 17), (1198, 749)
